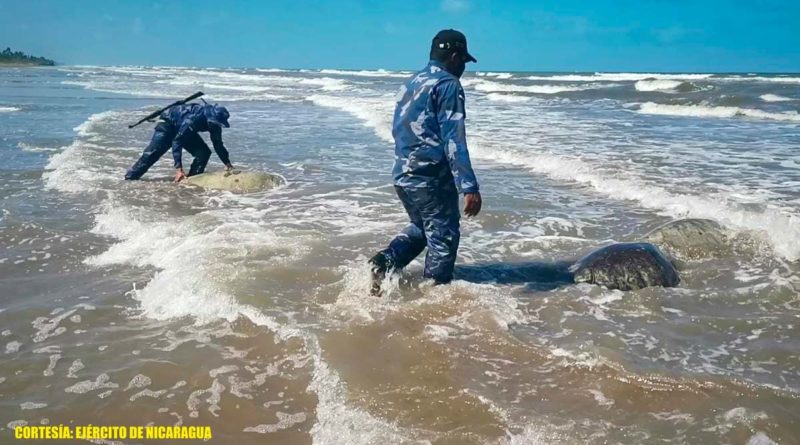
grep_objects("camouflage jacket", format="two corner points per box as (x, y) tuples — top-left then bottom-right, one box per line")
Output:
(160, 103), (230, 169)
(391, 61), (479, 194)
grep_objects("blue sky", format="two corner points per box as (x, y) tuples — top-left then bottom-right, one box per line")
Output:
(1, 0), (798, 72)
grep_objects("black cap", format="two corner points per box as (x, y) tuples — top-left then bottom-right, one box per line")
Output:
(432, 29), (477, 63)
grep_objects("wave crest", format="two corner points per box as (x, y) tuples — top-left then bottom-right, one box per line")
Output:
(634, 79), (699, 93)
(473, 80), (600, 94)
(637, 102), (800, 122)
(760, 94), (795, 102)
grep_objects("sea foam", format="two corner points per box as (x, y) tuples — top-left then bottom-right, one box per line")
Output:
(637, 102), (800, 122)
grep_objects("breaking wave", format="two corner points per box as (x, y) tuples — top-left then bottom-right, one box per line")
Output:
(318, 69), (409, 78)
(473, 80), (601, 94)
(636, 102), (800, 122)
(526, 73), (713, 82)
(634, 79), (699, 92)
(760, 94), (795, 102)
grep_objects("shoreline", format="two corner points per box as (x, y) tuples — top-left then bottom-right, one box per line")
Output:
(0, 62), (55, 68)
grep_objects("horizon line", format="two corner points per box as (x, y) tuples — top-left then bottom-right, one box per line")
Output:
(23, 64), (800, 76)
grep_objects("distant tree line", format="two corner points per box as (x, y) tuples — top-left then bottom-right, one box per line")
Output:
(0, 47), (55, 65)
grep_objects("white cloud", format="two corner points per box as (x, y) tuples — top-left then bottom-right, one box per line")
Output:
(441, 0), (470, 13)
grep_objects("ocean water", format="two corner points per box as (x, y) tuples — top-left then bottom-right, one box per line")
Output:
(1, 65), (799, 444)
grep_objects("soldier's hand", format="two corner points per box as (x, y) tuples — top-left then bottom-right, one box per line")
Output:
(173, 168), (187, 183)
(463, 192), (482, 217)
(224, 164), (241, 177)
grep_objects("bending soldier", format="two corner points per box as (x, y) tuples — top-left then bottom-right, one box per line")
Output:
(125, 102), (234, 182)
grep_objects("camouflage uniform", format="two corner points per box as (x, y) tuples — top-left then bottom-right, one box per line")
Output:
(125, 103), (231, 180)
(380, 60), (479, 283)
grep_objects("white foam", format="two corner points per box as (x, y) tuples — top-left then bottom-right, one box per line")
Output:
(550, 347), (600, 369)
(747, 432), (778, 445)
(589, 290), (624, 305)
(73, 110), (122, 137)
(330, 259), (527, 339)
(307, 334), (416, 444)
(450, 282), (527, 332)
(31, 309), (77, 342)
(130, 388), (167, 401)
(229, 371), (269, 398)
(525, 72), (713, 82)
(760, 94), (794, 102)
(67, 359), (85, 378)
(61, 80), (175, 98)
(85, 206), (305, 325)
(634, 79), (685, 92)
(661, 307), (686, 316)
(43, 354), (61, 376)
(637, 102), (800, 122)
(504, 425), (566, 444)
(201, 83), (275, 93)
(62, 67), (304, 101)
(124, 374), (151, 391)
(7, 420), (28, 429)
(243, 412), (308, 433)
(319, 69), (408, 78)
(20, 402), (47, 410)
(208, 365), (239, 378)
(723, 407), (768, 422)
(308, 94), (394, 142)
(33, 345), (61, 354)
(186, 379), (225, 418)
(650, 411), (695, 424)
(42, 111), (130, 193)
(485, 93), (531, 103)
(0, 106), (20, 112)
(424, 324), (456, 342)
(65, 373), (119, 394)
(298, 77), (349, 91)
(5, 341), (22, 353)
(587, 389), (614, 407)
(473, 80), (595, 94)
(476, 72), (514, 79)
(728, 76), (800, 84)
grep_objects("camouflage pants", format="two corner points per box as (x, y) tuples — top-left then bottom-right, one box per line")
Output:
(125, 122), (211, 180)
(382, 179), (461, 283)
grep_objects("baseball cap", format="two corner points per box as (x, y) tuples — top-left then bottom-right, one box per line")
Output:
(205, 104), (230, 128)
(431, 29), (477, 63)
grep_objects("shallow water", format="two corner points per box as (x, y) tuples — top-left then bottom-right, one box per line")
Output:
(1, 66), (799, 444)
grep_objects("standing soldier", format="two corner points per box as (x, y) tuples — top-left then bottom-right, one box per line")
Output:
(369, 29), (482, 295)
